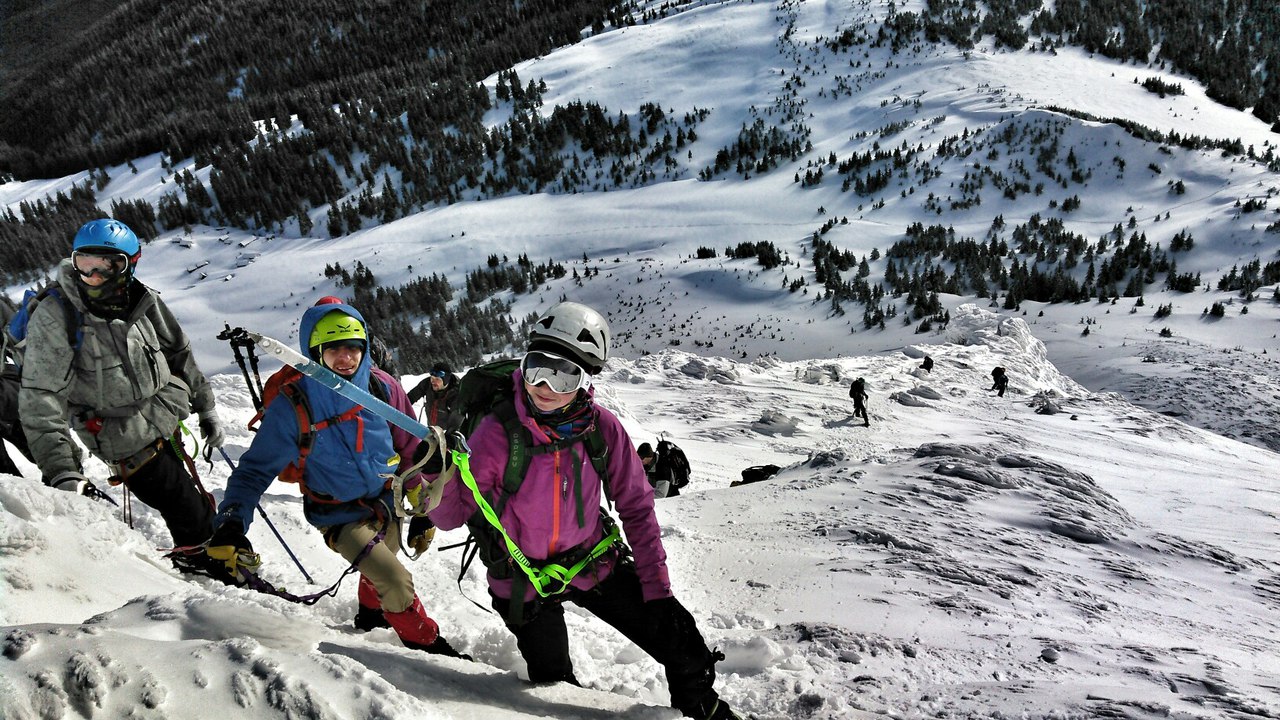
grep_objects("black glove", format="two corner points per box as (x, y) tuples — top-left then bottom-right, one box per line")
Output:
(205, 515), (258, 580)
(208, 520), (252, 553)
(208, 505), (253, 550)
(407, 516), (436, 554)
(411, 439), (444, 474)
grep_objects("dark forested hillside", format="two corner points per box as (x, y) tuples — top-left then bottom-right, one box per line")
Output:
(0, 0), (626, 179)
(2, 0), (1275, 296)
(0, 0), (122, 76)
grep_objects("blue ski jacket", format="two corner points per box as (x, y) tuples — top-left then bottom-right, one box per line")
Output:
(218, 303), (400, 533)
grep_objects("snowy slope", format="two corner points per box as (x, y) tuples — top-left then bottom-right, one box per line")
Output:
(3, 0), (1280, 716)
(3, 305), (1278, 719)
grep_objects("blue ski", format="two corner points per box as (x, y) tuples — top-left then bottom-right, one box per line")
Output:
(249, 332), (431, 439)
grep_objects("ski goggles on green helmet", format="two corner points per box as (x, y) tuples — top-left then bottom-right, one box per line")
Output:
(521, 350), (590, 394)
(319, 339), (367, 354)
(72, 250), (130, 280)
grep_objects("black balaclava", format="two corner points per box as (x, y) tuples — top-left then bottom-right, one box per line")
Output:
(78, 269), (137, 320)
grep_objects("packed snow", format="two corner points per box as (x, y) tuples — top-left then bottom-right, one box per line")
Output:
(3, 0), (1280, 717)
(3, 303), (1277, 718)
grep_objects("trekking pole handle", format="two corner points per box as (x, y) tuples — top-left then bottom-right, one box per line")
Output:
(221, 323), (264, 410)
(216, 447), (315, 585)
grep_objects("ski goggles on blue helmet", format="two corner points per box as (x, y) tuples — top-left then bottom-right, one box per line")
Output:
(521, 350), (590, 394)
(72, 249), (130, 280)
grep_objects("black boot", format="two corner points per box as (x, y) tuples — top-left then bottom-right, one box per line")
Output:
(353, 605), (391, 631)
(403, 634), (473, 661)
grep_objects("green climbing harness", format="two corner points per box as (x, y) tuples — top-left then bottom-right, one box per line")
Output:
(451, 446), (621, 599)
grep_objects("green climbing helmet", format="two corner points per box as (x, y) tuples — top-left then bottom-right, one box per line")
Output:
(309, 311), (367, 351)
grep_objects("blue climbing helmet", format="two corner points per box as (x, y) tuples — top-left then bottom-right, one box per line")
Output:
(73, 219), (141, 257)
(71, 219), (142, 299)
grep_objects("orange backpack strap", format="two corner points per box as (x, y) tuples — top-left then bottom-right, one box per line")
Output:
(310, 405), (366, 452)
(280, 382), (369, 503)
(248, 366), (306, 432)
(279, 381), (318, 476)
(248, 368), (372, 503)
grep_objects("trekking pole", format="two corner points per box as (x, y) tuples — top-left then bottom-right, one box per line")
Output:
(217, 446), (314, 584)
(219, 324), (263, 410)
(241, 332), (265, 405)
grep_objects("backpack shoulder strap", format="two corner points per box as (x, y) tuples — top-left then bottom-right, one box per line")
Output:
(369, 373), (390, 404)
(277, 379), (368, 498)
(32, 286), (82, 351)
(583, 424), (611, 503)
(487, 401), (612, 507)
(279, 380), (317, 469)
(492, 399), (529, 514)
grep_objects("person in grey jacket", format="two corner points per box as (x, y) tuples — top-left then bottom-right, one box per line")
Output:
(18, 219), (225, 552)
(638, 442), (680, 498)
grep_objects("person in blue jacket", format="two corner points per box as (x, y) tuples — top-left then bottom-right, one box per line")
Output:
(205, 301), (462, 657)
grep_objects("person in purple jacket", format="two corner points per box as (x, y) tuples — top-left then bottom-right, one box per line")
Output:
(429, 301), (740, 720)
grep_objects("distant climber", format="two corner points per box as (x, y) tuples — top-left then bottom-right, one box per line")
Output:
(849, 377), (869, 426)
(990, 366), (1008, 397)
(920, 355), (934, 373)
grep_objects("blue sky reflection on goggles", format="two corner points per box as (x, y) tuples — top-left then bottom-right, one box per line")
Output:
(521, 350), (590, 394)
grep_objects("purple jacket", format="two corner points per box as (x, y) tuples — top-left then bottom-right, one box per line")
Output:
(430, 372), (673, 602)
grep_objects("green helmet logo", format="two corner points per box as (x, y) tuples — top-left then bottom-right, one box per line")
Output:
(309, 311), (367, 350)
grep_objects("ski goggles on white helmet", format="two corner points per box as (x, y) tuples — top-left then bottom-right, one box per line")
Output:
(521, 350), (590, 394)
(72, 250), (129, 280)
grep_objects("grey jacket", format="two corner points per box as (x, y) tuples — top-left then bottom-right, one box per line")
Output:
(18, 260), (215, 479)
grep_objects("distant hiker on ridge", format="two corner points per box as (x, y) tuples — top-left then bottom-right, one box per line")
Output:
(849, 376), (869, 426)
(990, 366), (1008, 397)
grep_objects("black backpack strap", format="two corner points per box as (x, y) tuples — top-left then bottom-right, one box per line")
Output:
(493, 399), (530, 514)
(582, 425), (611, 504)
(369, 373), (390, 404)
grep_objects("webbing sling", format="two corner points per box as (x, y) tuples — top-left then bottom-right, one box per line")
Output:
(166, 506), (389, 605)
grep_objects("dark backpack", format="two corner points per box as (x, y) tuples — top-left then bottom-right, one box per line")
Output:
(656, 439), (690, 489)
(446, 359), (614, 622)
(446, 358), (522, 435)
(733, 464), (781, 487)
(3, 284), (83, 370)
